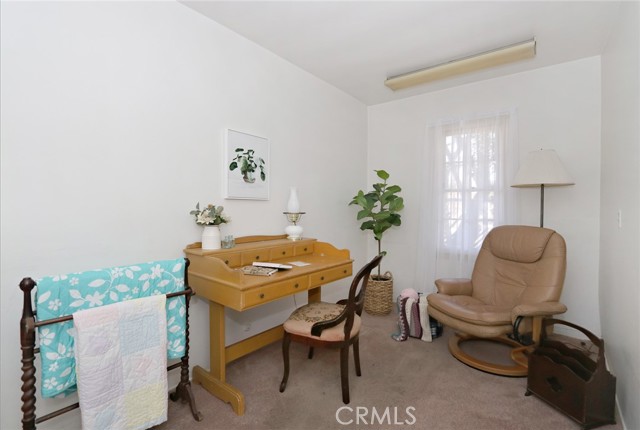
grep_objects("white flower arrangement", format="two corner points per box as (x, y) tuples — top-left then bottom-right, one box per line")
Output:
(190, 203), (231, 226)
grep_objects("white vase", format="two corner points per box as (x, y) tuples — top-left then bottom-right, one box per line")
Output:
(202, 225), (221, 250)
(287, 187), (300, 213)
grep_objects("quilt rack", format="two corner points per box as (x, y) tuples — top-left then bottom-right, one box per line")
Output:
(19, 258), (202, 430)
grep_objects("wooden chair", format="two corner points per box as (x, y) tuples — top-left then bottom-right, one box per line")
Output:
(279, 255), (383, 404)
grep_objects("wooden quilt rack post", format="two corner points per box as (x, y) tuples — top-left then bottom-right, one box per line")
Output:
(19, 259), (203, 430)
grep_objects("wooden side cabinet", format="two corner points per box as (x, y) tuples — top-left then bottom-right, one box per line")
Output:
(526, 318), (616, 430)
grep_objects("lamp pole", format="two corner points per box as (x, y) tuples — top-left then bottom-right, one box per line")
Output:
(539, 184), (545, 228)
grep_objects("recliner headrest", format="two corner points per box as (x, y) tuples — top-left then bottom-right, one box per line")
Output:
(484, 225), (555, 263)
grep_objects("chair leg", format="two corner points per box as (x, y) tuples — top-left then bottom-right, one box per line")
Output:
(279, 332), (291, 393)
(353, 338), (361, 377)
(340, 346), (350, 404)
(308, 346), (314, 359)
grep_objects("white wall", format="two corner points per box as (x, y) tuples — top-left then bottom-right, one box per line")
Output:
(600, 2), (640, 429)
(0, 2), (367, 429)
(367, 57), (602, 335)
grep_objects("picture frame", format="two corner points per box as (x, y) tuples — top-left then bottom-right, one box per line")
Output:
(224, 129), (270, 200)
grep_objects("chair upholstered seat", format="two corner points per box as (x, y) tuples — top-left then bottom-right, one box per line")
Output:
(283, 302), (361, 342)
(427, 294), (512, 326)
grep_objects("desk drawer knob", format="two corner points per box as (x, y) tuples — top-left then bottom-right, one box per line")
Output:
(259, 293), (265, 299)
(225, 260), (229, 265)
(255, 256), (260, 260)
(320, 276), (325, 281)
(343, 269), (347, 274)
(282, 251), (286, 255)
(294, 283), (299, 289)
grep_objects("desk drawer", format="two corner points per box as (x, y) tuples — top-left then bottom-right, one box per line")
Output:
(294, 243), (314, 256)
(244, 278), (309, 307)
(218, 253), (241, 268)
(241, 250), (270, 266)
(270, 245), (293, 260)
(309, 264), (352, 287)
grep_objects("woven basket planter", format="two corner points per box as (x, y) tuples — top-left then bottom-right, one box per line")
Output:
(364, 271), (393, 315)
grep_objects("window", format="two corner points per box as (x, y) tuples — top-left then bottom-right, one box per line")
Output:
(439, 116), (506, 252)
(416, 111), (517, 280)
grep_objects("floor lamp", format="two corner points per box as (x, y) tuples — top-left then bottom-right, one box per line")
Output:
(512, 149), (574, 228)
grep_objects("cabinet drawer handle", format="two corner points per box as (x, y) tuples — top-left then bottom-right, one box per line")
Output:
(259, 293), (265, 299)
(255, 256), (260, 260)
(304, 247), (308, 251)
(282, 251), (286, 255)
(294, 283), (299, 289)
(225, 260), (230, 265)
(320, 276), (325, 281)
(343, 269), (347, 274)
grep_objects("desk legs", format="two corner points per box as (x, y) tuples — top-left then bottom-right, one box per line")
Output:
(192, 287), (323, 416)
(192, 301), (245, 415)
(308, 286), (321, 303)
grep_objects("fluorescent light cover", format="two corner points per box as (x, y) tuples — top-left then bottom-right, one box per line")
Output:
(385, 39), (536, 91)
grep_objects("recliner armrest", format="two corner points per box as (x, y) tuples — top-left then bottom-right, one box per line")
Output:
(434, 278), (472, 296)
(511, 302), (567, 323)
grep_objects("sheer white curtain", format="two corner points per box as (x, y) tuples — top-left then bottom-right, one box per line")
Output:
(414, 110), (518, 292)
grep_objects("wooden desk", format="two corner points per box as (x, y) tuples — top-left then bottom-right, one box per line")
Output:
(184, 235), (352, 415)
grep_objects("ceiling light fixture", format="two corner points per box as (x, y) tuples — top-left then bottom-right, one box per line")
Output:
(385, 38), (536, 91)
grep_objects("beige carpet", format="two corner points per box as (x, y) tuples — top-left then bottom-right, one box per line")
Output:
(156, 311), (621, 430)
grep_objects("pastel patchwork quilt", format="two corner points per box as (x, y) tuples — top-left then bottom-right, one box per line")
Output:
(73, 294), (168, 430)
(35, 258), (187, 398)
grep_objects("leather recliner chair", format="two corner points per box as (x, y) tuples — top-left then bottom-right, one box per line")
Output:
(427, 225), (567, 376)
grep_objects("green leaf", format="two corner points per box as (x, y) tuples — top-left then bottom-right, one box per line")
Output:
(388, 214), (402, 226)
(356, 209), (371, 220)
(355, 194), (368, 208)
(360, 220), (375, 230)
(375, 170), (389, 180)
(386, 185), (401, 194)
(229, 161), (238, 171)
(372, 210), (391, 221)
(390, 198), (404, 212)
(235, 148), (244, 153)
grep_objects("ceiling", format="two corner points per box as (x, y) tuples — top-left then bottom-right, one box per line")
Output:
(180, 1), (621, 106)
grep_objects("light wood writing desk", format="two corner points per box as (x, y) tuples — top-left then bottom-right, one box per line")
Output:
(184, 235), (353, 415)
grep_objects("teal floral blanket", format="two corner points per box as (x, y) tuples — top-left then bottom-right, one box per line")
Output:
(35, 258), (187, 398)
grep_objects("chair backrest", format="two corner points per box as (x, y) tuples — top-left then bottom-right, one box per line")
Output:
(315, 254), (382, 339)
(349, 254), (384, 317)
(470, 225), (566, 307)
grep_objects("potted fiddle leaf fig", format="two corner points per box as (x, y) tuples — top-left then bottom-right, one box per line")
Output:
(349, 169), (404, 315)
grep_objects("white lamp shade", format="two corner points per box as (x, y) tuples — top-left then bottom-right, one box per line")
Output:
(512, 149), (574, 188)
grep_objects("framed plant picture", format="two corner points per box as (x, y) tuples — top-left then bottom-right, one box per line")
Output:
(224, 129), (270, 200)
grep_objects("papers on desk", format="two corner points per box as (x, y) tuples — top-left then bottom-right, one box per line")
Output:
(241, 266), (278, 276)
(252, 262), (293, 270)
(288, 261), (311, 267)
